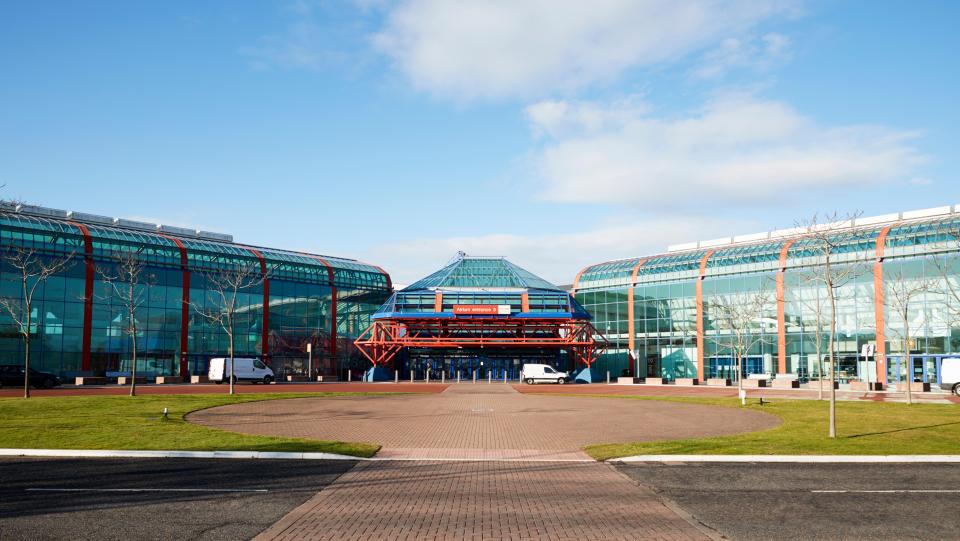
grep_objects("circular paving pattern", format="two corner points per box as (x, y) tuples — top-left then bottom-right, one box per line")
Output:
(188, 384), (780, 459)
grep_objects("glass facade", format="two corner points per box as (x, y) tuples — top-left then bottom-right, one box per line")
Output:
(0, 211), (391, 379)
(575, 214), (960, 388)
(364, 256), (596, 379)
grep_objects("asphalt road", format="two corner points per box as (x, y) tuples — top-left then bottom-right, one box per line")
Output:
(2, 458), (958, 541)
(616, 462), (960, 541)
(0, 458), (357, 541)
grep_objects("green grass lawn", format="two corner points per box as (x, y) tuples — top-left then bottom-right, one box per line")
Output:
(583, 396), (960, 461)
(0, 393), (388, 457)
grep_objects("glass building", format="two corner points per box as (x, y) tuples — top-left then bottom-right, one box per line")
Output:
(573, 207), (960, 389)
(0, 205), (391, 380)
(357, 254), (598, 380)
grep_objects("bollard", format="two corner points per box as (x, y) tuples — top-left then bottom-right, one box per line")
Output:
(473, 371), (477, 384)
(457, 370), (461, 383)
(395, 370), (398, 384)
(348, 370), (351, 382)
(410, 370), (414, 384)
(488, 372), (491, 384)
(607, 371), (610, 384)
(503, 371), (507, 384)
(426, 369), (430, 384)
(442, 371), (445, 384)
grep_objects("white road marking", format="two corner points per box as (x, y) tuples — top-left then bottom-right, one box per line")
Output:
(812, 490), (960, 494)
(27, 488), (268, 493)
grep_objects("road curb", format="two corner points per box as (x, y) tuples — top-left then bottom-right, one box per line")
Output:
(0, 448), (366, 461)
(611, 454), (960, 463)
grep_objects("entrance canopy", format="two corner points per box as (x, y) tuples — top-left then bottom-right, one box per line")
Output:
(354, 254), (607, 368)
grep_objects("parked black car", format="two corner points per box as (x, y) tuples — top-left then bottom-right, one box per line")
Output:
(0, 365), (61, 389)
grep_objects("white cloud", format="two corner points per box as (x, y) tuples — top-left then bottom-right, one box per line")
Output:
(526, 93), (925, 207)
(373, 0), (799, 100)
(362, 216), (757, 285)
(691, 32), (792, 80)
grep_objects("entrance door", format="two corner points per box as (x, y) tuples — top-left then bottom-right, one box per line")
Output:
(888, 356), (939, 388)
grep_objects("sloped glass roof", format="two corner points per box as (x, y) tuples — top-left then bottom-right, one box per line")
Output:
(577, 258), (642, 287)
(0, 210), (390, 290)
(403, 255), (561, 292)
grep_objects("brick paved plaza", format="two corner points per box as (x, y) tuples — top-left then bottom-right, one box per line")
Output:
(188, 384), (778, 539)
(189, 383), (779, 460)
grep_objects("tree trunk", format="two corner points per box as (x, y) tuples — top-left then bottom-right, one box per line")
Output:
(130, 285), (137, 397)
(228, 331), (235, 396)
(903, 311), (912, 405)
(828, 291), (837, 438)
(23, 311), (31, 399)
(737, 352), (745, 406)
(816, 338), (824, 401)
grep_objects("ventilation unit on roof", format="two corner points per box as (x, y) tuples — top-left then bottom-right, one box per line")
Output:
(157, 224), (196, 237)
(66, 211), (114, 226)
(16, 204), (69, 219)
(113, 218), (157, 232)
(197, 230), (233, 243)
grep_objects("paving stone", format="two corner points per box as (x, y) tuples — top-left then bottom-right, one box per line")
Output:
(255, 460), (710, 541)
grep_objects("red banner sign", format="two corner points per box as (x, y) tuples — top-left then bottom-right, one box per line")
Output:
(453, 305), (510, 315)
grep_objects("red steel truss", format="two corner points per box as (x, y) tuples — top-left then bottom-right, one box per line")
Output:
(354, 317), (608, 368)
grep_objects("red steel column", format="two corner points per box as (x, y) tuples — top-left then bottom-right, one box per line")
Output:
(627, 259), (648, 378)
(157, 234), (190, 380)
(244, 248), (271, 361)
(776, 239), (797, 374)
(521, 293), (530, 313)
(434, 291), (443, 312)
(874, 223), (897, 386)
(68, 222), (94, 372)
(696, 250), (716, 382)
(306, 255), (338, 364)
(571, 266), (589, 294)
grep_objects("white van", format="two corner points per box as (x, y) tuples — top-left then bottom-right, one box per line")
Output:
(521, 363), (570, 385)
(208, 358), (274, 384)
(941, 358), (960, 396)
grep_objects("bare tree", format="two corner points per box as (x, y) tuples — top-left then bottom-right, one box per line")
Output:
(884, 267), (937, 405)
(192, 261), (268, 395)
(796, 212), (869, 438)
(794, 271), (829, 400)
(706, 288), (775, 406)
(96, 249), (154, 397)
(0, 245), (75, 398)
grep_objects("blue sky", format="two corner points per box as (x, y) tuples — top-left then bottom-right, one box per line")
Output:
(1, 1), (957, 284)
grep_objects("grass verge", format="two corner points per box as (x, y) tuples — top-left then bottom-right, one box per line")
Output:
(583, 396), (960, 461)
(0, 393), (389, 457)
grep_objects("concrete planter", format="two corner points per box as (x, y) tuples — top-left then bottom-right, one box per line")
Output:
(675, 378), (699, 386)
(154, 376), (182, 384)
(772, 379), (800, 389)
(190, 375), (209, 384)
(617, 377), (641, 384)
(909, 382), (931, 392)
(115, 376), (149, 385)
(644, 377), (665, 385)
(317, 375), (339, 382)
(706, 378), (731, 387)
(286, 375), (311, 382)
(741, 379), (767, 388)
